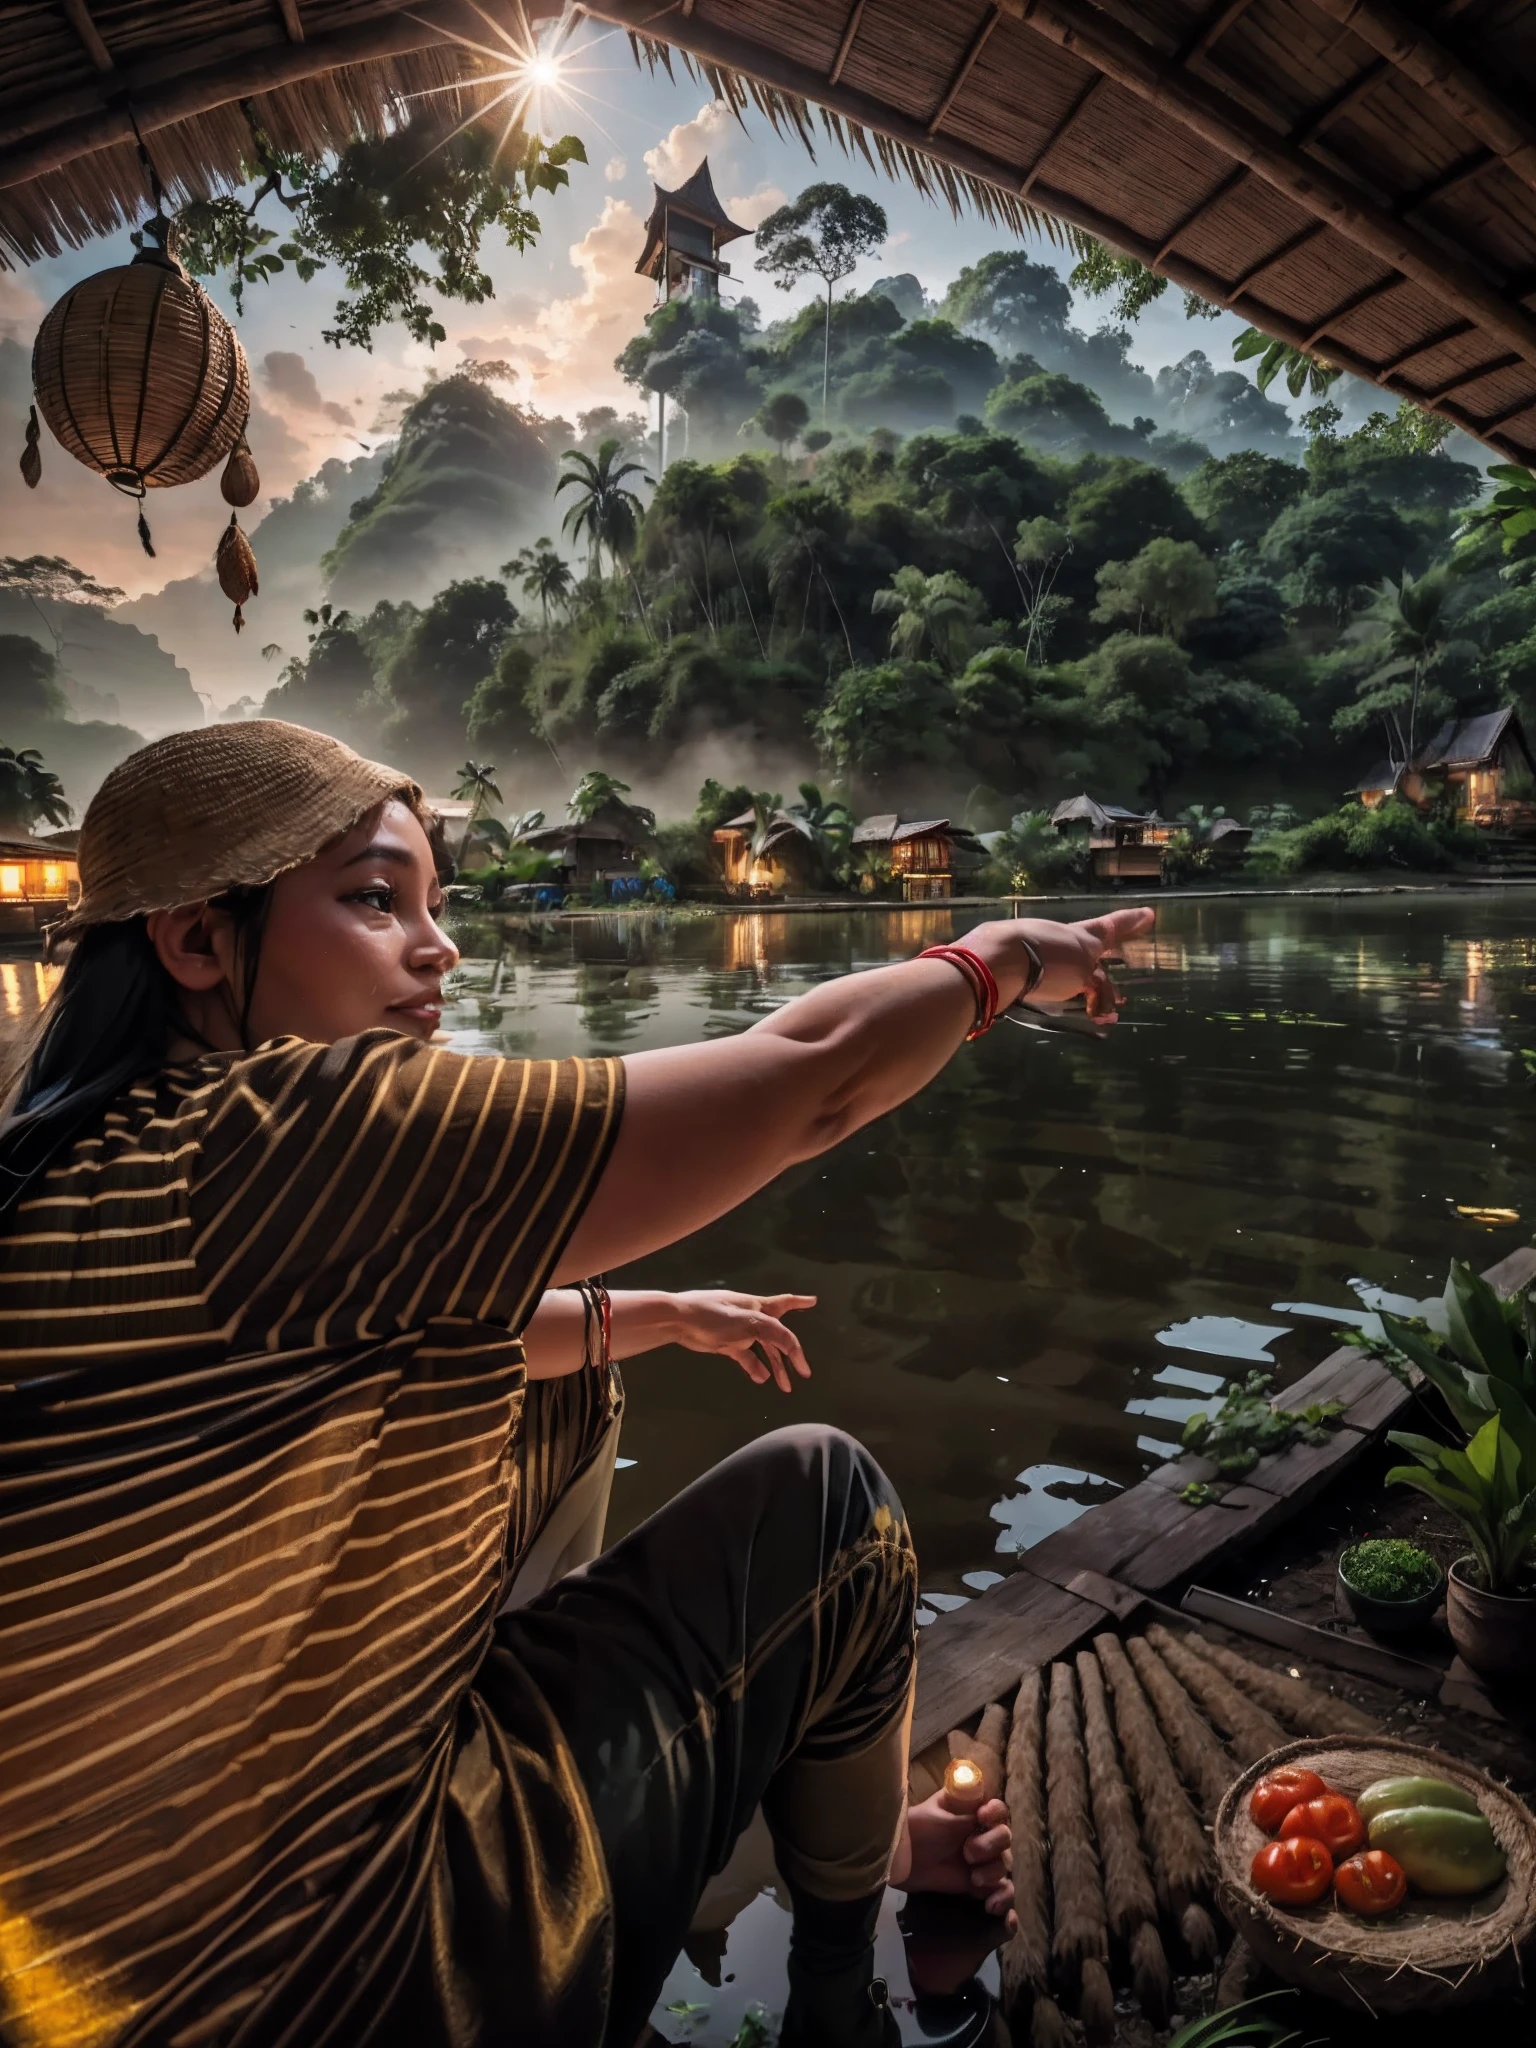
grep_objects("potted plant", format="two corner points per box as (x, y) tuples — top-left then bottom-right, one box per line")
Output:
(1387, 1413), (1536, 1677)
(1335, 1537), (1444, 1634)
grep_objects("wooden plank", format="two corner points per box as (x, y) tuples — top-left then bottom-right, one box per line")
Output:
(911, 1570), (1106, 1750)
(1486, 1243), (1536, 1296)
(1118, 1482), (1280, 1590)
(1180, 1585), (1444, 1695)
(1024, 1554), (1147, 1621)
(1023, 1478), (1194, 1581)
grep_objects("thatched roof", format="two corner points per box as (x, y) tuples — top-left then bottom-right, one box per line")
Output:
(14, 0), (1536, 456)
(1418, 705), (1528, 770)
(1050, 794), (1153, 830)
(0, 1), (513, 265)
(570, 0), (1536, 464)
(637, 156), (749, 278)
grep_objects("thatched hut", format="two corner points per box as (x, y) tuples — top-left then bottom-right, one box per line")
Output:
(1050, 796), (1175, 883)
(518, 796), (652, 889)
(0, 834), (79, 936)
(850, 814), (986, 900)
(711, 809), (822, 899)
(1355, 708), (1536, 828)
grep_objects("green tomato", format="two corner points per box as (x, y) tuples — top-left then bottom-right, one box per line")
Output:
(1367, 1805), (1506, 1896)
(1357, 1776), (1481, 1827)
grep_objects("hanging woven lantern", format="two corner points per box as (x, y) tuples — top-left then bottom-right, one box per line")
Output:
(27, 225), (255, 573)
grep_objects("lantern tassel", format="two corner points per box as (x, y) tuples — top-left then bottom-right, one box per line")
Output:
(19, 404), (40, 489)
(137, 506), (156, 558)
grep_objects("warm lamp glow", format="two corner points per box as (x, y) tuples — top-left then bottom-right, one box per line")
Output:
(0, 866), (22, 899)
(943, 1756), (986, 1811)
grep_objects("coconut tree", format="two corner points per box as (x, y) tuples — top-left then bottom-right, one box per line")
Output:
(452, 760), (503, 829)
(556, 439), (652, 578)
(567, 769), (655, 833)
(872, 566), (987, 673)
(1346, 564), (1453, 767)
(502, 540), (574, 628)
(0, 746), (69, 836)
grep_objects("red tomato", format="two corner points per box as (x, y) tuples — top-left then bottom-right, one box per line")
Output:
(1334, 1850), (1408, 1918)
(1279, 1794), (1366, 1860)
(1251, 1835), (1334, 1907)
(1249, 1767), (1328, 1834)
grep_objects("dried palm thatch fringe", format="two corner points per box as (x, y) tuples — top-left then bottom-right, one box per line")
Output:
(626, 31), (1092, 251)
(1001, 1669), (1051, 2021)
(1045, 1662), (1109, 1992)
(1159, 1628), (1377, 1739)
(1129, 1920), (1172, 2025)
(1125, 1635), (1237, 1820)
(1179, 1901), (1221, 1966)
(1077, 1955), (1114, 2045)
(1093, 1634), (1211, 1917)
(1148, 1628), (1288, 1764)
(1029, 1994), (1073, 2048)
(1073, 1651), (1156, 1944)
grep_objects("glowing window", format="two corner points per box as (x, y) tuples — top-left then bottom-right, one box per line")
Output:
(43, 864), (63, 891)
(0, 866), (22, 897)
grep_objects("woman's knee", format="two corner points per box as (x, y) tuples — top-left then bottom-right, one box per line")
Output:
(730, 1424), (906, 1542)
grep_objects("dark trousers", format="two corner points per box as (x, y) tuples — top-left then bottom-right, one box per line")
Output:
(486, 1424), (918, 2048)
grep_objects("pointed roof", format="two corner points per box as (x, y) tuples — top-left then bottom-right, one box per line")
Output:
(636, 158), (750, 279)
(1415, 706), (1525, 772)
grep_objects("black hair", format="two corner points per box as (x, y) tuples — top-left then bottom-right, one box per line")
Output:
(0, 886), (272, 1221)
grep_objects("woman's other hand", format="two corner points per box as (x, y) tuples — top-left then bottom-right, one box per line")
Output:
(666, 1290), (816, 1393)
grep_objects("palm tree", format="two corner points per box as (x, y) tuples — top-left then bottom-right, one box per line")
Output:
(556, 439), (652, 578)
(502, 540), (574, 628)
(567, 770), (656, 832)
(872, 566), (986, 673)
(452, 761), (503, 829)
(1352, 566), (1452, 766)
(788, 781), (854, 877)
(0, 746), (69, 836)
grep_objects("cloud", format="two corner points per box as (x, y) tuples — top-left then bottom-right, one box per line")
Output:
(643, 101), (732, 187)
(260, 350), (355, 427)
(604, 155), (628, 184)
(725, 183), (786, 231)
(0, 271), (42, 345)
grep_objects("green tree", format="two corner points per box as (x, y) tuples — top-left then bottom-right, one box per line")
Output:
(0, 634), (69, 721)
(503, 540), (574, 628)
(261, 604), (375, 738)
(1336, 565), (1454, 765)
(0, 745), (69, 835)
(1260, 486), (1417, 624)
(755, 183), (889, 416)
(787, 781), (854, 874)
(567, 769), (655, 833)
(872, 566), (987, 672)
(1180, 451), (1306, 553)
(983, 369), (1114, 454)
(1077, 632), (1207, 807)
(174, 119), (587, 348)
(764, 487), (855, 662)
(813, 660), (955, 783)
(1092, 539), (1219, 641)
(756, 389), (811, 456)
(0, 557), (125, 671)
(557, 438), (652, 577)
(1065, 459), (1206, 564)
(939, 252), (1075, 352)
(1014, 517), (1074, 666)
(382, 577), (518, 766)
(465, 644), (550, 766)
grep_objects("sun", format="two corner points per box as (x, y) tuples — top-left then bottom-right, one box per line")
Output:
(525, 55), (563, 90)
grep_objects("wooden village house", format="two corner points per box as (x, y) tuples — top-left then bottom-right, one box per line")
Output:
(711, 809), (821, 899)
(1050, 796), (1177, 883)
(850, 815), (986, 900)
(1355, 708), (1536, 829)
(0, 833), (79, 937)
(517, 797), (652, 890)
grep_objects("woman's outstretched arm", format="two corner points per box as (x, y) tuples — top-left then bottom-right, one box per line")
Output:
(523, 1287), (816, 1391)
(555, 908), (1152, 1284)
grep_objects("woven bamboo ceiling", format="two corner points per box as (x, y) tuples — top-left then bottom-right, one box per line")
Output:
(8, 1), (1536, 462)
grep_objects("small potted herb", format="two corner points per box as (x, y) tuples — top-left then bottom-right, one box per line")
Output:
(1336, 1537), (1444, 1634)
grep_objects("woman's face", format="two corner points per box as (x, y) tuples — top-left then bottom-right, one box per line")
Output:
(152, 799), (460, 1049)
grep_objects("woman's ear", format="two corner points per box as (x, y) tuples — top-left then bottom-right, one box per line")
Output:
(146, 903), (239, 992)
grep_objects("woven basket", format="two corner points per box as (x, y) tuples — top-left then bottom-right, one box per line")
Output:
(1215, 1735), (1536, 2012)
(32, 247), (248, 492)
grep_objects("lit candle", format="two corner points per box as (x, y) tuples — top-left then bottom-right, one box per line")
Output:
(943, 1756), (986, 1814)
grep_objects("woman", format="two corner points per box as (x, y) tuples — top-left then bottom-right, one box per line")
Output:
(0, 722), (1150, 2048)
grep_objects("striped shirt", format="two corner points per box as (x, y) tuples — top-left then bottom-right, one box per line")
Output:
(0, 1032), (623, 2048)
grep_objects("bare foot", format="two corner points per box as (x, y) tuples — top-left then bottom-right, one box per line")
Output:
(889, 1791), (1016, 1928)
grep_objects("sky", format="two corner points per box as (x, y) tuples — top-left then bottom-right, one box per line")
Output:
(0, 18), (1271, 602)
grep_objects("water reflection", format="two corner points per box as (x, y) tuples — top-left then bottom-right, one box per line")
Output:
(435, 892), (1536, 1594)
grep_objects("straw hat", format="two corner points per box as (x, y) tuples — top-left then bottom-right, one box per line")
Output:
(64, 721), (422, 933)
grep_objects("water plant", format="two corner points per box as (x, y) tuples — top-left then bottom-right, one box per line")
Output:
(1181, 1371), (1345, 1478)
(1337, 1538), (1440, 1601)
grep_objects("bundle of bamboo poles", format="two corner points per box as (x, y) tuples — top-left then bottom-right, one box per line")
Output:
(927, 1622), (1377, 2045)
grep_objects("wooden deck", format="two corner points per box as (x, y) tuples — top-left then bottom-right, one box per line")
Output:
(912, 1244), (1536, 1751)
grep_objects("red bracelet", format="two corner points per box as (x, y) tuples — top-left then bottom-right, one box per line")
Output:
(918, 944), (1001, 1039)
